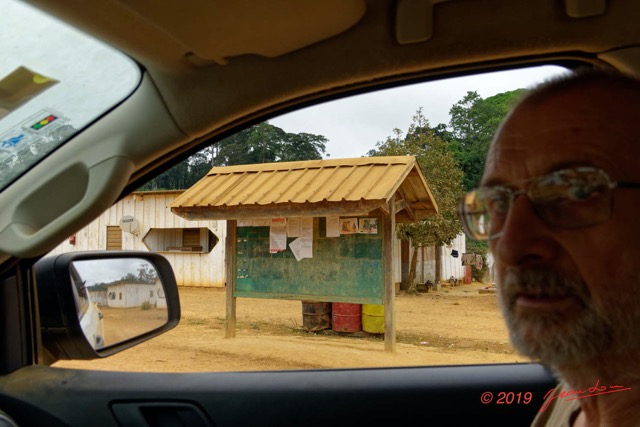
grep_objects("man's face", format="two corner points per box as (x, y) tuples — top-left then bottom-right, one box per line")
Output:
(485, 83), (640, 367)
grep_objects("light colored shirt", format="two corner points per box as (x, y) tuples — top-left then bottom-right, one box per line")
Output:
(531, 381), (581, 427)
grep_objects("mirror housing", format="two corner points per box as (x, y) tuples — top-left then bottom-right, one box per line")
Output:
(34, 251), (180, 364)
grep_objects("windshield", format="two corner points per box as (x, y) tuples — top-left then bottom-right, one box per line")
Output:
(0, 0), (141, 191)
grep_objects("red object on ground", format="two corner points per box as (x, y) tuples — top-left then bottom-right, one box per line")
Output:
(464, 265), (472, 284)
(332, 303), (362, 333)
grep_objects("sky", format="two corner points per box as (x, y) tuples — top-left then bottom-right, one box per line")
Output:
(270, 65), (568, 159)
(73, 258), (156, 287)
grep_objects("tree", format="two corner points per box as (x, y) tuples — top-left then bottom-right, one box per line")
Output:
(137, 264), (158, 284)
(449, 89), (527, 190)
(139, 122), (328, 190)
(369, 109), (465, 293)
(214, 123), (327, 166)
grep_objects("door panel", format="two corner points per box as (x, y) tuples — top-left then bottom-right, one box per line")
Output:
(0, 363), (556, 427)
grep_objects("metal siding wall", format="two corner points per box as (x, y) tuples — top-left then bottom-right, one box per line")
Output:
(440, 233), (466, 281)
(404, 235), (466, 284)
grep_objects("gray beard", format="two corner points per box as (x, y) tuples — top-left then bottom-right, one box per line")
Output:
(498, 267), (616, 366)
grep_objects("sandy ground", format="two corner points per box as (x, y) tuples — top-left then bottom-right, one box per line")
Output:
(54, 282), (532, 373)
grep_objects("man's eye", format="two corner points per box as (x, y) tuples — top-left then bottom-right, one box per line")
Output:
(487, 195), (510, 214)
(568, 184), (597, 200)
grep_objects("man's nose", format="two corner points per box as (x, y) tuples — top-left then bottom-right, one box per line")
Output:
(491, 194), (560, 267)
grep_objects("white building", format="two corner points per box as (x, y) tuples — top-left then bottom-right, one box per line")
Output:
(398, 233), (467, 286)
(49, 190), (227, 288)
(107, 282), (157, 308)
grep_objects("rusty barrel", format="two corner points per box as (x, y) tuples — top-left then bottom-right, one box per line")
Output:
(362, 304), (384, 334)
(301, 301), (332, 331)
(331, 303), (362, 333)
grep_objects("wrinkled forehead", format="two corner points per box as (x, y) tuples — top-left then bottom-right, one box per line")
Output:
(483, 86), (640, 186)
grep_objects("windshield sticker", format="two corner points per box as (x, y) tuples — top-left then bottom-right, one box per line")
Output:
(0, 109), (69, 156)
(1, 132), (26, 150)
(29, 114), (58, 131)
(0, 66), (59, 119)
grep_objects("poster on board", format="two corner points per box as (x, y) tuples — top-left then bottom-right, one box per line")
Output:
(358, 218), (378, 234)
(270, 218), (287, 253)
(339, 218), (358, 234)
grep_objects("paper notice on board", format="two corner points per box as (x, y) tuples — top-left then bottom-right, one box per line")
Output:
(358, 218), (378, 234)
(287, 217), (300, 237)
(339, 218), (358, 234)
(300, 217), (313, 258)
(289, 237), (303, 261)
(326, 216), (340, 237)
(270, 218), (287, 253)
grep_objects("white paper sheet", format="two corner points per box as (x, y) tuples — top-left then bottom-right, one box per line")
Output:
(289, 237), (303, 261)
(326, 216), (340, 237)
(300, 217), (313, 258)
(287, 217), (301, 237)
(270, 218), (287, 253)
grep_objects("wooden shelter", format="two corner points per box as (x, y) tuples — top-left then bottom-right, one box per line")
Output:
(170, 156), (438, 351)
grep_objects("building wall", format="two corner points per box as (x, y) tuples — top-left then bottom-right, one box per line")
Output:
(440, 233), (466, 282)
(401, 232), (467, 285)
(49, 191), (227, 288)
(107, 283), (157, 308)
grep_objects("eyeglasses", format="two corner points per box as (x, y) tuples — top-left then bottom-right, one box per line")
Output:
(458, 167), (640, 241)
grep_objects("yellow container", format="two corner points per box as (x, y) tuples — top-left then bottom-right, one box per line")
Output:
(362, 304), (384, 334)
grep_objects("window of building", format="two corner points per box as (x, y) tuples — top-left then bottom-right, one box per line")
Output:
(142, 227), (219, 253)
(106, 226), (122, 250)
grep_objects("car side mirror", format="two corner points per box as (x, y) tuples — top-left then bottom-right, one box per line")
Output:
(34, 251), (180, 364)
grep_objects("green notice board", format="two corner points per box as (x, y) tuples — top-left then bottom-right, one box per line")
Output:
(235, 217), (384, 304)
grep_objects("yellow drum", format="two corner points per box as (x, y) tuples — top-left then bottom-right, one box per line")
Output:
(362, 304), (384, 334)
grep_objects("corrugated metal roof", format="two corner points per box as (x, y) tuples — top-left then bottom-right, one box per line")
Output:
(170, 156), (438, 222)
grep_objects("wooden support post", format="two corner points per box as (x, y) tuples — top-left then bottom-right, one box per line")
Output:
(384, 196), (396, 352)
(225, 220), (237, 338)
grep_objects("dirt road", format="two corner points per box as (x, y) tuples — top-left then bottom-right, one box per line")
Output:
(54, 282), (531, 373)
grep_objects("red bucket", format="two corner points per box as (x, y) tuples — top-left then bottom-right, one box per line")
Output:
(332, 303), (362, 333)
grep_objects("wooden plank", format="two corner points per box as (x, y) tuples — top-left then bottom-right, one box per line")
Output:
(384, 196), (396, 352)
(171, 199), (386, 221)
(233, 292), (382, 305)
(225, 220), (237, 338)
(182, 228), (201, 246)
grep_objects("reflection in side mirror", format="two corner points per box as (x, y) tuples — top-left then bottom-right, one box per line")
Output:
(70, 259), (168, 350)
(35, 251), (180, 363)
